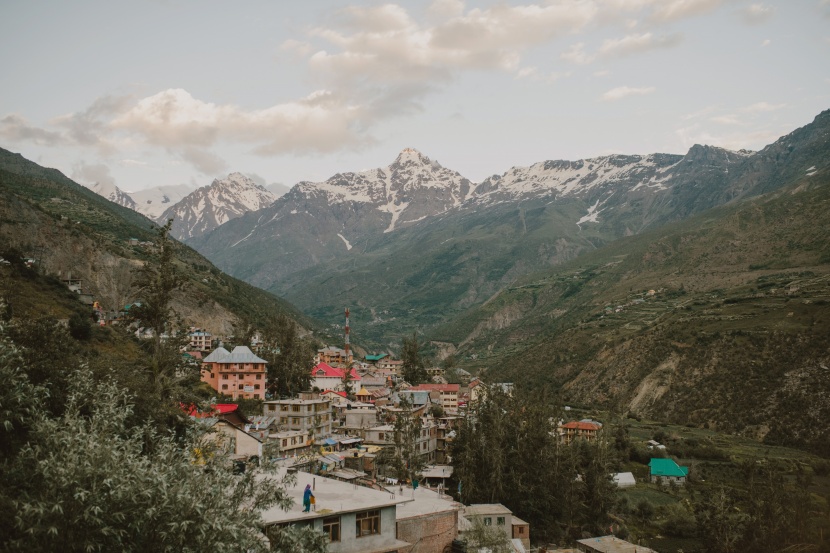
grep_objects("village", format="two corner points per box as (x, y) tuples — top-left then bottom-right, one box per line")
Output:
(187, 321), (688, 553)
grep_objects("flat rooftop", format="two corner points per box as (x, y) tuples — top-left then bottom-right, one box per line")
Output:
(394, 486), (460, 520)
(576, 536), (658, 553)
(260, 469), (411, 525)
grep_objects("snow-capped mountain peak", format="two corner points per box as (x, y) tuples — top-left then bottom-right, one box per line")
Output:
(160, 172), (277, 240)
(85, 180), (137, 211)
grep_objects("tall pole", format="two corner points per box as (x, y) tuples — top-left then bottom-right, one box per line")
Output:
(344, 307), (351, 365)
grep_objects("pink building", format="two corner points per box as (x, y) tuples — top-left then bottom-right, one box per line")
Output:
(201, 346), (267, 400)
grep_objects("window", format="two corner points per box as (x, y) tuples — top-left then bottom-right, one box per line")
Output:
(497, 517), (505, 526)
(518, 527), (524, 534)
(483, 517), (492, 526)
(256, 374), (262, 380)
(238, 384), (244, 390)
(378, 433), (384, 441)
(221, 384), (228, 390)
(254, 384), (260, 390)
(210, 373), (215, 378)
(323, 516), (340, 542)
(292, 405), (301, 412)
(355, 509), (381, 537)
(280, 417), (287, 424)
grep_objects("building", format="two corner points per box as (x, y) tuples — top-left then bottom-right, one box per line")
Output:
(188, 329), (212, 352)
(311, 362), (362, 392)
(263, 394), (333, 439)
(200, 346), (267, 400)
(648, 458), (689, 485)
(408, 384), (460, 410)
(460, 504), (514, 542)
(365, 353), (389, 366)
(576, 535), (657, 553)
(512, 516), (530, 551)
(612, 472), (636, 488)
(377, 358), (403, 373)
(395, 486), (461, 553)
(560, 420), (602, 444)
(260, 470), (412, 553)
(317, 346), (353, 368)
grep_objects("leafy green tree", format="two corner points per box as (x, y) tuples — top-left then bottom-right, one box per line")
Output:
(400, 332), (428, 385)
(464, 515), (513, 553)
(262, 314), (315, 398)
(4, 369), (323, 552)
(130, 220), (184, 373)
(377, 396), (423, 483)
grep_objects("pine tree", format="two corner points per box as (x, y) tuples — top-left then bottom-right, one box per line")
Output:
(401, 332), (428, 384)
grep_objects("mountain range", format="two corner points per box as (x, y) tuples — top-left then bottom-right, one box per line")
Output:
(185, 111), (830, 349)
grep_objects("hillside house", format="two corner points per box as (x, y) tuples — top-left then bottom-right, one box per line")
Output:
(560, 420), (602, 445)
(200, 346), (267, 400)
(365, 353), (389, 366)
(377, 358), (403, 373)
(263, 393), (332, 439)
(460, 504), (514, 542)
(188, 329), (212, 351)
(317, 346), (353, 368)
(649, 458), (689, 485)
(408, 383), (460, 410)
(311, 362), (362, 392)
(260, 470), (413, 553)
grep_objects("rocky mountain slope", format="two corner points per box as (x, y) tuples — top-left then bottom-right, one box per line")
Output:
(439, 163), (830, 454)
(159, 172), (277, 241)
(0, 148), (310, 337)
(88, 180), (138, 212)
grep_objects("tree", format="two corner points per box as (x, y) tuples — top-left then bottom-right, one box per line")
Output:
(4, 368), (325, 552)
(464, 515), (513, 553)
(261, 314), (315, 398)
(376, 396), (423, 483)
(341, 362), (355, 400)
(130, 220), (184, 371)
(401, 332), (428, 385)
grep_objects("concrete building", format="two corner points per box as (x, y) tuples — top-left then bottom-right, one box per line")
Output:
(260, 470), (412, 553)
(395, 486), (461, 553)
(648, 458), (689, 485)
(408, 384), (460, 410)
(263, 394), (332, 439)
(200, 346), (267, 400)
(188, 329), (212, 352)
(460, 504), (514, 542)
(317, 346), (353, 368)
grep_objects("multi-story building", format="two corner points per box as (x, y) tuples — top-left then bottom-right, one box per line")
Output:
(200, 346), (267, 400)
(263, 393), (332, 439)
(310, 362), (361, 392)
(408, 384), (460, 411)
(188, 329), (212, 351)
(316, 346), (353, 368)
(559, 420), (602, 444)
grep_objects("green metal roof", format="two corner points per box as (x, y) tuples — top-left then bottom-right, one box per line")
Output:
(365, 354), (389, 361)
(648, 458), (689, 477)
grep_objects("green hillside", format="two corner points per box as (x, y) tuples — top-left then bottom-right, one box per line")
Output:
(435, 168), (830, 454)
(0, 148), (317, 337)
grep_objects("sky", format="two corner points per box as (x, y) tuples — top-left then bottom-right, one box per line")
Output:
(1, 0), (828, 194)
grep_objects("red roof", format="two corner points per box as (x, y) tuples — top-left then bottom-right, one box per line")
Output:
(311, 362), (361, 380)
(409, 383), (460, 392)
(180, 403), (239, 418)
(214, 404), (239, 414)
(562, 421), (601, 431)
(322, 389), (348, 398)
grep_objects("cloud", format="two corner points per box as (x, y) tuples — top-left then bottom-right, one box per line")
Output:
(71, 161), (117, 190)
(427, 0), (465, 20)
(597, 31), (682, 57)
(710, 115), (742, 125)
(761, 39), (771, 47)
(561, 42), (595, 64)
(178, 147), (228, 175)
(279, 39), (313, 57)
(562, 32), (681, 65)
(601, 85), (656, 100)
(515, 67), (539, 80)
(741, 3), (774, 24)
(0, 114), (66, 146)
(649, 0), (724, 23)
(741, 101), (786, 113)
(51, 94), (131, 152)
(119, 159), (147, 167)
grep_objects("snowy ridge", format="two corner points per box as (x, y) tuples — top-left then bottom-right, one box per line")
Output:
(130, 184), (194, 219)
(161, 172), (277, 241)
(86, 181), (137, 211)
